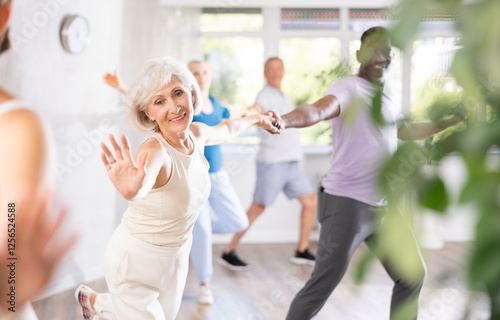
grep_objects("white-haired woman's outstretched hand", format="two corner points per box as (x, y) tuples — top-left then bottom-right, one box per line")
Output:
(101, 134), (148, 200)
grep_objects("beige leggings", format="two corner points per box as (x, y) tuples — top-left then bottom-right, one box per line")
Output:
(94, 225), (191, 320)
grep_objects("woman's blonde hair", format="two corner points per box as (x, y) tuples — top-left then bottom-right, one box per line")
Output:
(127, 56), (203, 132)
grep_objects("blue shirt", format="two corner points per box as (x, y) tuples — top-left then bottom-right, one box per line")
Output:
(192, 96), (230, 173)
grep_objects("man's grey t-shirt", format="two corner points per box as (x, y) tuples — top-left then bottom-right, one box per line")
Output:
(255, 84), (302, 163)
(322, 76), (403, 206)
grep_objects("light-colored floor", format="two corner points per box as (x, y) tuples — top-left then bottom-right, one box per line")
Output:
(33, 242), (490, 320)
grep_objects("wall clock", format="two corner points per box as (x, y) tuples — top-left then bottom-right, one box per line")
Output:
(60, 15), (91, 55)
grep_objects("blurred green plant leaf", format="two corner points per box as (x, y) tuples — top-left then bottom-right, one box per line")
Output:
(354, 250), (376, 284)
(417, 176), (449, 213)
(381, 142), (429, 201)
(429, 131), (460, 162)
(377, 208), (426, 283)
(371, 89), (385, 127)
(390, 0), (429, 49)
(469, 210), (500, 287)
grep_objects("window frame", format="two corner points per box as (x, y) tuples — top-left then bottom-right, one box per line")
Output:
(200, 7), (463, 145)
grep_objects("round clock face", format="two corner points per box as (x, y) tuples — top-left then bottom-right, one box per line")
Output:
(61, 15), (90, 54)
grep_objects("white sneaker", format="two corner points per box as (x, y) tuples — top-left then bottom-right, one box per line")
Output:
(198, 285), (214, 305)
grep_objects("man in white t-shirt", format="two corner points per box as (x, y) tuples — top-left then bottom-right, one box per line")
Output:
(220, 58), (318, 270)
(271, 27), (463, 319)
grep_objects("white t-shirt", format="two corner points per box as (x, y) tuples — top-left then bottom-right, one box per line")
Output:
(255, 84), (302, 163)
(322, 76), (403, 206)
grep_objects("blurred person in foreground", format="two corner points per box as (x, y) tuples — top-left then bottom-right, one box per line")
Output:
(0, 0), (76, 318)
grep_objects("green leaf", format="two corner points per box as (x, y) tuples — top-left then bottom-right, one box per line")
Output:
(429, 131), (460, 162)
(354, 250), (376, 284)
(376, 208), (426, 283)
(417, 176), (449, 213)
(469, 211), (500, 287)
(380, 142), (429, 201)
(371, 89), (385, 127)
(426, 98), (459, 123)
(390, 0), (429, 49)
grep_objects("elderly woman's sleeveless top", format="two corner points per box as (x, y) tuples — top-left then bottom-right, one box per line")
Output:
(121, 131), (210, 247)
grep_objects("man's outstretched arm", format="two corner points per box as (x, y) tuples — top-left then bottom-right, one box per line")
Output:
(398, 115), (465, 141)
(279, 95), (341, 129)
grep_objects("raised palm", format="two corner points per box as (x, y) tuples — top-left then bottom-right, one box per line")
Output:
(101, 134), (148, 200)
(103, 71), (121, 90)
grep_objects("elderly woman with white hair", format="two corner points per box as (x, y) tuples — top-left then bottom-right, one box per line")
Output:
(75, 56), (279, 320)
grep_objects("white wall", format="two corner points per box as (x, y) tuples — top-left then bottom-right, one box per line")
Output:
(0, 0), (125, 298)
(120, 0), (201, 86)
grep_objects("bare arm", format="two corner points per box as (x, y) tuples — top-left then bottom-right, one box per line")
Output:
(100, 134), (169, 200)
(398, 115), (465, 141)
(191, 113), (279, 146)
(229, 103), (263, 119)
(280, 95), (341, 129)
(0, 109), (47, 194)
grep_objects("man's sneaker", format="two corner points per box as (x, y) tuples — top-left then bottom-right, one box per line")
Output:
(291, 248), (315, 266)
(75, 284), (98, 320)
(219, 250), (251, 271)
(198, 285), (214, 305)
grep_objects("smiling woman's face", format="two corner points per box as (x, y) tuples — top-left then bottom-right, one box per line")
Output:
(145, 78), (195, 135)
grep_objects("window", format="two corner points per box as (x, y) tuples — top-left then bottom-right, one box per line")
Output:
(281, 8), (340, 30)
(201, 9), (265, 144)
(349, 8), (395, 32)
(203, 37), (264, 108)
(199, 6), (460, 146)
(411, 37), (462, 121)
(201, 8), (263, 32)
(280, 37), (342, 145)
(411, 37), (463, 140)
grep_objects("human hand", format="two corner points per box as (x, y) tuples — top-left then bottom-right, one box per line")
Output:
(266, 111), (285, 132)
(101, 134), (149, 200)
(0, 188), (77, 311)
(103, 71), (123, 91)
(257, 113), (281, 134)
